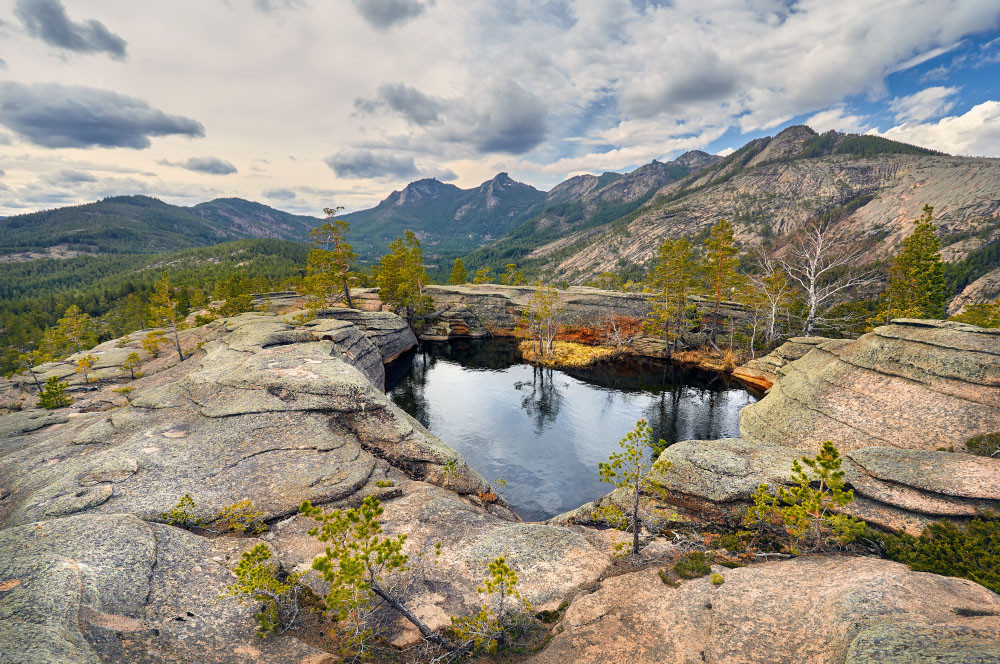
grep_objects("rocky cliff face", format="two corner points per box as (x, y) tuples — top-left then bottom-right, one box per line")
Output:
(524, 128), (1000, 285)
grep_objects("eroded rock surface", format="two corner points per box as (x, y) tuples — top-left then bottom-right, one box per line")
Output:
(740, 319), (1000, 453)
(530, 557), (1000, 664)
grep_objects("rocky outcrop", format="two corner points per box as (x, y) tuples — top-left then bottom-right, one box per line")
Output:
(739, 319), (1000, 453)
(310, 308), (417, 363)
(416, 304), (490, 341)
(640, 438), (1000, 534)
(530, 557), (1000, 664)
(949, 267), (1000, 315)
(0, 311), (616, 662)
(732, 336), (827, 390)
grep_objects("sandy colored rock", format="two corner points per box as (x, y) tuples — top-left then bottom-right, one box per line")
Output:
(530, 557), (1000, 664)
(740, 320), (1000, 453)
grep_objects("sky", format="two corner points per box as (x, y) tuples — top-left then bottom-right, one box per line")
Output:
(1, 0), (1000, 217)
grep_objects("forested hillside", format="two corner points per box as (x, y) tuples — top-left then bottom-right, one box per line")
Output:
(0, 196), (319, 256)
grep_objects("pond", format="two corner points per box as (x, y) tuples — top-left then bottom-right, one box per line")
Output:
(387, 338), (759, 522)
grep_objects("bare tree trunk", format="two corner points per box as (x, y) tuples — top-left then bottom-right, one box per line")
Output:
(343, 280), (354, 309)
(369, 576), (449, 647)
(172, 324), (183, 360)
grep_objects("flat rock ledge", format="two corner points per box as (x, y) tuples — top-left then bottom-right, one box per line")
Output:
(739, 319), (1000, 453)
(529, 556), (1000, 664)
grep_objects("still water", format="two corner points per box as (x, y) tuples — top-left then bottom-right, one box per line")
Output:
(387, 339), (758, 521)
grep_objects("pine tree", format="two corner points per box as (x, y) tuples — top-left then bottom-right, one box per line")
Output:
(643, 238), (699, 358)
(449, 258), (468, 285)
(376, 231), (432, 321)
(703, 220), (741, 345)
(149, 272), (184, 360)
(876, 204), (947, 323)
(305, 207), (357, 309)
(500, 263), (524, 286)
(473, 267), (493, 284)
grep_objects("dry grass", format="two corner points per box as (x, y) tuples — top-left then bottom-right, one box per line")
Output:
(672, 348), (743, 373)
(518, 340), (619, 368)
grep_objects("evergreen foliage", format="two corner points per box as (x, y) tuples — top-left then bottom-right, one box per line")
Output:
(597, 419), (671, 555)
(304, 207), (358, 309)
(874, 516), (1000, 594)
(643, 237), (700, 357)
(223, 543), (301, 637)
(38, 376), (72, 409)
(449, 257), (468, 284)
(951, 298), (1000, 328)
(161, 494), (202, 529)
(965, 433), (1000, 458)
(673, 551), (711, 579)
(873, 204), (947, 324)
(375, 231), (432, 320)
(703, 219), (742, 344)
(450, 556), (531, 657)
(215, 500), (268, 534)
(745, 441), (864, 553)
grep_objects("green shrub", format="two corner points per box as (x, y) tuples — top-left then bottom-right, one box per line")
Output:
(745, 441), (865, 553)
(874, 516), (1000, 593)
(375, 480), (394, 488)
(216, 500), (267, 534)
(450, 556), (532, 657)
(966, 433), (1000, 458)
(709, 573), (724, 586)
(674, 552), (711, 579)
(161, 494), (202, 529)
(223, 543), (300, 637)
(38, 376), (72, 409)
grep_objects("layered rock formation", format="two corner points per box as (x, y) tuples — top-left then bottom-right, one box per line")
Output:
(0, 311), (615, 662)
(739, 319), (1000, 453)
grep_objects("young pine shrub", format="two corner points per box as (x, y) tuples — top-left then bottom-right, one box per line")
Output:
(223, 543), (300, 637)
(450, 556), (532, 658)
(216, 500), (267, 534)
(673, 551), (712, 579)
(744, 441), (865, 554)
(597, 419), (671, 556)
(161, 494), (203, 529)
(966, 433), (1000, 458)
(38, 376), (73, 409)
(299, 496), (446, 660)
(142, 330), (167, 357)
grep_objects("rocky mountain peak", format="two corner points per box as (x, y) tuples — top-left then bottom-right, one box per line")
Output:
(673, 149), (722, 170)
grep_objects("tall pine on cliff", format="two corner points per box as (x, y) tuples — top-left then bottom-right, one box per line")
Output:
(877, 204), (947, 323)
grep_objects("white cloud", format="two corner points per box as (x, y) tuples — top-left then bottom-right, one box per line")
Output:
(873, 101), (1000, 156)
(804, 106), (869, 134)
(889, 86), (959, 123)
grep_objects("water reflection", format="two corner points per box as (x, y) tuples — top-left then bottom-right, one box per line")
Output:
(387, 338), (757, 521)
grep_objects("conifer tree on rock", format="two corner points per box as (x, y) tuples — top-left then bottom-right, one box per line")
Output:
(305, 206), (358, 309)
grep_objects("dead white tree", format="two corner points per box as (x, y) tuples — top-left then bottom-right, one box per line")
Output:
(749, 252), (796, 344)
(778, 223), (876, 336)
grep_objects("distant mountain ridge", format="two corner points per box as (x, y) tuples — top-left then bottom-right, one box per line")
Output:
(0, 196), (321, 257)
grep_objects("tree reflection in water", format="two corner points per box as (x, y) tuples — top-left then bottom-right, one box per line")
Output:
(387, 338), (758, 521)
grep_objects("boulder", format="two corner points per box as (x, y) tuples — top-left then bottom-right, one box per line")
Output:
(733, 336), (828, 390)
(0, 513), (331, 664)
(530, 557), (1000, 664)
(416, 304), (490, 341)
(740, 319), (1000, 453)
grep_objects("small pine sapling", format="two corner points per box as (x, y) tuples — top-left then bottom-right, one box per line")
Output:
(161, 494), (203, 529)
(75, 354), (97, 383)
(112, 386), (134, 403)
(450, 556), (532, 658)
(216, 500), (268, 534)
(597, 419), (671, 555)
(744, 441), (864, 553)
(223, 543), (300, 637)
(299, 496), (448, 658)
(38, 376), (72, 409)
(142, 330), (167, 357)
(121, 352), (142, 379)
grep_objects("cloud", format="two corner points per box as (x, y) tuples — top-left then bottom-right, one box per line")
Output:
(159, 156), (238, 174)
(52, 168), (97, 183)
(263, 187), (296, 200)
(804, 106), (869, 133)
(14, 0), (127, 60)
(467, 81), (548, 154)
(355, 83), (443, 126)
(0, 82), (204, 148)
(873, 101), (1000, 156)
(351, 0), (427, 30)
(324, 150), (419, 179)
(252, 0), (305, 12)
(889, 86), (959, 124)
(0, 57), (6, 69)
(622, 53), (739, 119)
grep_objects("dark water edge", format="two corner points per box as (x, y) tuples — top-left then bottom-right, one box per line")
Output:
(387, 338), (758, 521)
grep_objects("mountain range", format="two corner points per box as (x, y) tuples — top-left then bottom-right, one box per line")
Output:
(4, 126), (1000, 309)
